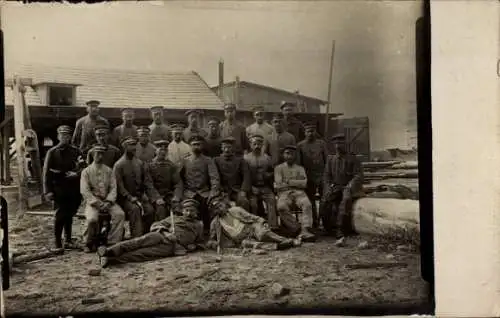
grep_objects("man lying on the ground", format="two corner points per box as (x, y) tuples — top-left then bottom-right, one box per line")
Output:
(97, 199), (205, 268)
(206, 196), (299, 251)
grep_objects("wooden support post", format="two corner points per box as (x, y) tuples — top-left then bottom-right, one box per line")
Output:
(4, 127), (11, 186)
(6, 77), (33, 214)
(0, 127), (4, 184)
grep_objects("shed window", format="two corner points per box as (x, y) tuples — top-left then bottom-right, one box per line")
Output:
(48, 86), (74, 106)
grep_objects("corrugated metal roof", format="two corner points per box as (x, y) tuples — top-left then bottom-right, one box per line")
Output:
(4, 64), (224, 110)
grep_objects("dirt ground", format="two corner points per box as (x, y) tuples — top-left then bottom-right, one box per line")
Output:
(3, 197), (428, 316)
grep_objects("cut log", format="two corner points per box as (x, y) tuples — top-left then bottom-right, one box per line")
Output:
(363, 184), (419, 200)
(353, 197), (420, 237)
(364, 170), (418, 179)
(13, 248), (64, 265)
(362, 161), (402, 170)
(390, 161), (418, 170)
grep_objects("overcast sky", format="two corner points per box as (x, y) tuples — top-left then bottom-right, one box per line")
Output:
(2, 1), (422, 149)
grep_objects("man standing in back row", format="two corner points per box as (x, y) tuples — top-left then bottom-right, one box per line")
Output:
(136, 126), (157, 163)
(112, 108), (138, 148)
(86, 125), (121, 168)
(149, 106), (172, 144)
(280, 101), (305, 143)
(72, 100), (109, 154)
(297, 122), (329, 229)
(168, 124), (192, 169)
(246, 106), (274, 154)
(183, 109), (207, 142)
(220, 103), (248, 157)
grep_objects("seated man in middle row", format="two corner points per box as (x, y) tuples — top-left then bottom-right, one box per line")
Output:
(274, 145), (316, 242)
(213, 136), (251, 211)
(175, 135), (221, 233)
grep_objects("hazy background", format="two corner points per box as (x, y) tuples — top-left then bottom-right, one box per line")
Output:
(2, 1), (421, 150)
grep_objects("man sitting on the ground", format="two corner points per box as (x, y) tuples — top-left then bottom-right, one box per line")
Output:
(207, 196), (298, 251)
(274, 145), (316, 242)
(97, 199), (205, 268)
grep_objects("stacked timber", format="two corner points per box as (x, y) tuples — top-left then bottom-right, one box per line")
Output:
(353, 160), (420, 237)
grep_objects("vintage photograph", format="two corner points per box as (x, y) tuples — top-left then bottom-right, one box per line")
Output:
(0, 1), (430, 315)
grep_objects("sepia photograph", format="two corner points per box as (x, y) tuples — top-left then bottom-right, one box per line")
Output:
(0, 1), (432, 316)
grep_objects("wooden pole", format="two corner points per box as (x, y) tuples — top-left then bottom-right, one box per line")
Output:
(3, 128), (10, 186)
(218, 58), (224, 99)
(0, 128), (4, 184)
(234, 76), (240, 108)
(324, 40), (336, 138)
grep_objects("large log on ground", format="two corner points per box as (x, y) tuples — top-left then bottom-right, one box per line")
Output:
(364, 169), (418, 180)
(362, 161), (401, 170)
(13, 248), (64, 265)
(363, 184), (419, 200)
(390, 161), (418, 170)
(353, 198), (420, 238)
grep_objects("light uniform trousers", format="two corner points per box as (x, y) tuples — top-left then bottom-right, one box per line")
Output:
(276, 189), (313, 230)
(84, 203), (126, 245)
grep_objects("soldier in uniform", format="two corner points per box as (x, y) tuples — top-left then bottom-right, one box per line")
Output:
(244, 134), (279, 230)
(213, 137), (251, 211)
(245, 106), (274, 154)
(112, 108), (138, 148)
(147, 140), (180, 221)
(72, 100), (110, 154)
(268, 113), (296, 166)
(96, 199), (205, 268)
(207, 196), (297, 251)
(183, 109), (207, 142)
(86, 124), (121, 168)
(174, 135), (221, 233)
(274, 145), (316, 241)
(149, 106), (172, 143)
(168, 124), (192, 169)
(80, 145), (126, 252)
(43, 125), (83, 249)
(204, 116), (223, 158)
(320, 133), (363, 244)
(297, 122), (329, 228)
(280, 101), (305, 142)
(113, 137), (164, 237)
(136, 126), (157, 163)
(219, 103), (248, 157)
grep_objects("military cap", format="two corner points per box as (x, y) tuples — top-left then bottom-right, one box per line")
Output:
(153, 140), (169, 147)
(249, 133), (264, 141)
(304, 122), (317, 130)
(121, 136), (138, 146)
(182, 199), (199, 209)
(150, 106), (164, 113)
(57, 125), (73, 134)
(121, 107), (134, 114)
(137, 126), (151, 135)
(92, 145), (107, 153)
(207, 116), (221, 125)
(252, 106), (265, 114)
(280, 101), (296, 110)
(223, 103), (236, 111)
(86, 100), (101, 107)
(188, 134), (205, 143)
(171, 124), (185, 133)
(94, 124), (109, 133)
(185, 109), (203, 116)
(220, 136), (236, 144)
(283, 145), (297, 151)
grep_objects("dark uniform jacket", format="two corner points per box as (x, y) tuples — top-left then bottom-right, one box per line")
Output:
(219, 121), (248, 156)
(175, 154), (220, 199)
(72, 115), (110, 152)
(183, 126), (208, 143)
(86, 144), (122, 168)
(322, 153), (363, 194)
(204, 135), (223, 158)
(214, 155), (251, 195)
(112, 124), (138, 147)
(268, 131), (296, 166)
(150, 215), (204, 248)
(283, 116), (305, 142)
(113, 155), (160, 203)
(149, 123), (172, 144)
(146, 157), (179, 198)
(42, 143), (83, 199)
(297, 138), (329, 184)
(243, 152), (274, 189)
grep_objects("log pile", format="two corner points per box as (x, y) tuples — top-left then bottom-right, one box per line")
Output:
(353, 160), (420, 238)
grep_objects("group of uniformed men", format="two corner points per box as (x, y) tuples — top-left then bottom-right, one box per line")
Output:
(42, 99), (363, 268)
